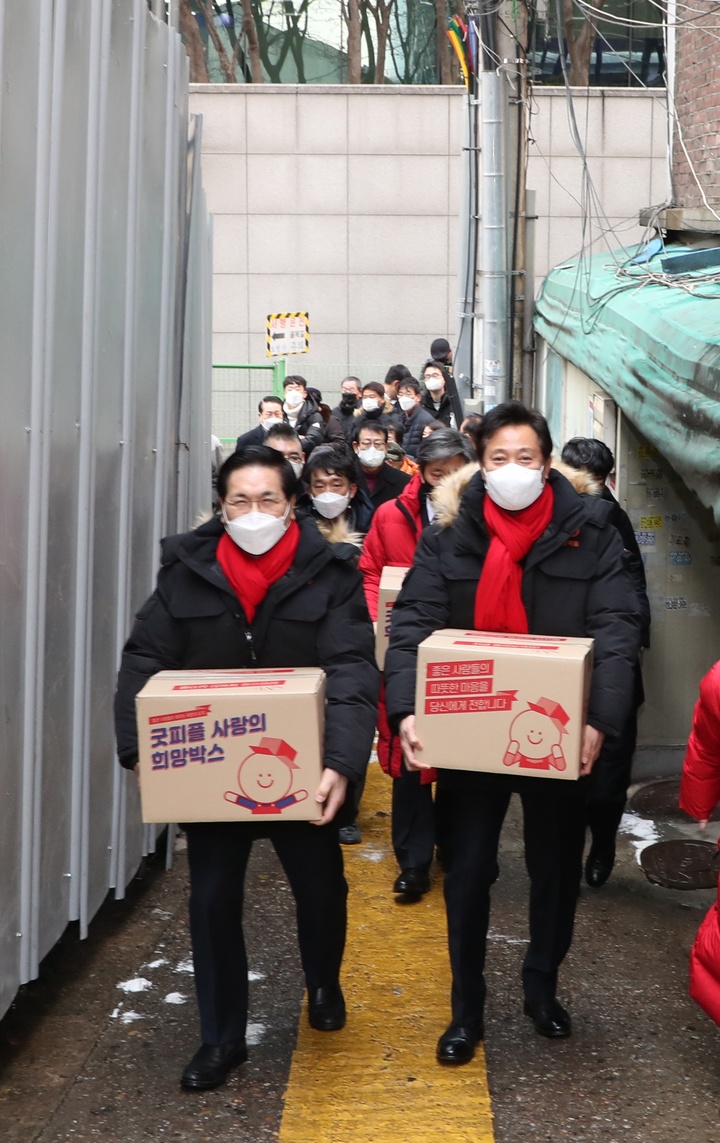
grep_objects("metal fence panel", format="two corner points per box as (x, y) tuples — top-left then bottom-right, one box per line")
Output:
(0, 0), (45, 1015)
(211, 362), (285, 451)
(83, 0), (125, 931)
(36, 0), (92, 966)
(0, 1), (212, 1015)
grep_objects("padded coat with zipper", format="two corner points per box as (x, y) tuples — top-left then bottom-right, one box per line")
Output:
(114, 515), (379, 787)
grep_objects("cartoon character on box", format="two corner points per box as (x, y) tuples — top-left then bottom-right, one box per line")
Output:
(503, 698), (569, 772)
(224, 737), (309, 815)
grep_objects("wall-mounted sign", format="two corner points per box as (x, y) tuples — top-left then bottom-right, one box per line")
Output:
(266, 312), (309, 357)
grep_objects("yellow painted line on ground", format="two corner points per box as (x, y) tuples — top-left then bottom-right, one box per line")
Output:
(279, 762), (495, 1143)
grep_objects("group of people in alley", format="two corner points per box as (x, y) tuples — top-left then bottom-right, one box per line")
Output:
(113, 347), (720, 1093)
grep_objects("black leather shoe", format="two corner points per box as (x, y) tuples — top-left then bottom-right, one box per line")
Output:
(585, 846), (615, 888)
(180, 1040), (248, 1090)
(308, 983), (346, 1031)
(436, 1023), (483, 1065)
(338, 823), (362, 845)
(524, 998), (572, 1038)
(393, 868), (431, 896)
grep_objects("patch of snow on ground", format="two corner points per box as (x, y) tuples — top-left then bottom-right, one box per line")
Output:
(117, 977), (153, 993)
(618, 811), (661, 864)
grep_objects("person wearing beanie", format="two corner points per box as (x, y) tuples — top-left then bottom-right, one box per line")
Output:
(430, 337), (453, 373)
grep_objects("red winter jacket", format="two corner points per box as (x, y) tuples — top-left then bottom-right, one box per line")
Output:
(690, 890), (720, 1026)
(359, 474), (424, 621)
(679, 661), (720, 822)
(358, 474), (435, 784)
(679, 661), (720, 1025)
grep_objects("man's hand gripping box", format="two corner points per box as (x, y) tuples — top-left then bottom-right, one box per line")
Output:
(375, 566), (411, 669)
(135, 669), (325, 822)
(414, 631), (594, 780)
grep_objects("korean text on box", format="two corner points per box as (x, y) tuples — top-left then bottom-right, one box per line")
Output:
(414, 630), (593, 780)
(135, 669), (325, 822)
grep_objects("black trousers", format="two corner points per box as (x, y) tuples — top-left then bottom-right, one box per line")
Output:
(437, 778), (586, 1029)
(391, 767), (436, 872)
(585, 668), (642, 847)
(185, 820), (347, 1045)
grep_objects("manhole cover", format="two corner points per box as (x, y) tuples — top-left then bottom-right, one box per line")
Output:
(628, 778), (720, 823)
(640, 839), (720, 890)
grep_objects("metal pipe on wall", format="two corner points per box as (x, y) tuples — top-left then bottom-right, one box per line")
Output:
(480, 67), (509, 410)
(453, 92), (479, 408)
(522, 188), (536, 407)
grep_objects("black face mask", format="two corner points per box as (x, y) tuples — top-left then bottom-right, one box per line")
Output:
(340, 393), (357, 408)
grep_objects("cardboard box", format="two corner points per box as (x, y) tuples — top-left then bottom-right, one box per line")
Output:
(135, 669), (325, 823)
(376, 566), (411, 669)
(414, 630), (594, 780)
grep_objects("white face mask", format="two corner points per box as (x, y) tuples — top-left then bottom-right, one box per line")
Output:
(398, 395), (416, 413)
(362, 397), (380, 412)
(482, 464), (546, 512)
(284, 390), (304, 409)
(262, 416), (283, 431)
(222, 502), (291, 556)
(358, 446), (385, 470)
(289, 460), (304, 480)
(312, 491), (351, 520)
(424, 378), (443, 392)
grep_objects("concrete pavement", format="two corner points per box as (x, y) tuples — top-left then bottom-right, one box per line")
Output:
(1, 767), (719, 1142)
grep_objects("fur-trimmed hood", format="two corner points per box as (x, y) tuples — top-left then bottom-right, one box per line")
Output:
(551, 459), (604, 496)
(312, 514), (364, 549)
(430, 462), (480, 528)
(429, 459), (606, 530)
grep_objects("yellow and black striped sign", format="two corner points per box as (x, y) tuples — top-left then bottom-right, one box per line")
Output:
(266, 311), (310, 357)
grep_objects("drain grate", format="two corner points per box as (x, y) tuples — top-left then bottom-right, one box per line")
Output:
(640, 839), (720, 890)
(628, 778), (720, 823)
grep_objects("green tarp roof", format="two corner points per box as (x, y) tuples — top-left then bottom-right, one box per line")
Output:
(534, 247), (720, 522)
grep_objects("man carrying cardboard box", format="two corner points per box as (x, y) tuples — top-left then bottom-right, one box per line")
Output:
(384, 401), (642, 1065)
(114, 446), (378, 1092)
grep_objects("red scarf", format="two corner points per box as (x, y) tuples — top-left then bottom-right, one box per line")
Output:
(474, 484), (554, 633)
(217, 521), (300, 624)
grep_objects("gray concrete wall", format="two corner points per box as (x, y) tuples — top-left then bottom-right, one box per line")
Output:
(189, 83), (669, 434)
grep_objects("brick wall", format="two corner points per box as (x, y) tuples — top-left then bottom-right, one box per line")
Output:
(673, 12), (720, 208)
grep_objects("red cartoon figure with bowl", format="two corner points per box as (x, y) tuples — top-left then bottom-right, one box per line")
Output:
(224, 737), (309, 815)
(503, 698), (569, 772)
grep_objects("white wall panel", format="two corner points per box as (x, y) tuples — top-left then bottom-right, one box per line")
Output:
(0, 1), (211, 1017)
(192, 83), (664, 430)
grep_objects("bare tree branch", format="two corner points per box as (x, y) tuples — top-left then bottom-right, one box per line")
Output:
(197, 0), (237, 82)
(563, 0), (606, 85)
(342, 0), (362, 83)
(241, 0), (264, 82)
(179, 0), (209, 82)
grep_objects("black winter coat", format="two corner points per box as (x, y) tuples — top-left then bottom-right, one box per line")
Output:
(290, 397), (326, 456)
(384, 469), (642, 785)
(114, 516), (379, 790)
(421, 390), (453, 427)
(235, 423), (279, 452)
(401, 405), (439, 457)
(354, 460), (412, 511)
(600, 486), (650, 648)
(330, 400), (362, 441)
